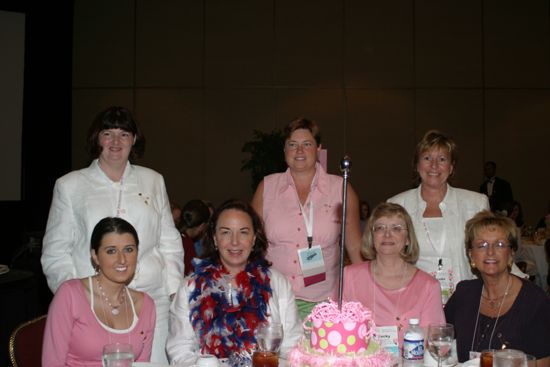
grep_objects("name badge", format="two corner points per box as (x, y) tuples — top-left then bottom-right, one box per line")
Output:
(376, 326), (399, 357)
(298, 245), (326, 287)
(429, 257), (454, 304)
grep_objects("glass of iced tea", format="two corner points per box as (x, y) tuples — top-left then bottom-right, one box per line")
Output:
(480, 349), (497, 367)
(252, 323), (283, 367)
(493, 349), (526, 367)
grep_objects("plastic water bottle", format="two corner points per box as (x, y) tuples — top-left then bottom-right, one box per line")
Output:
(402, 318), (424, 365)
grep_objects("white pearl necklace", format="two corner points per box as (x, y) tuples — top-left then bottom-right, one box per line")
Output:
(96, 276), (126, 316)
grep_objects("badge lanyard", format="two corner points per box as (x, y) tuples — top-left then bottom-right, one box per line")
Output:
(422, 219), (447, 270)
(299, 201), (314, 248)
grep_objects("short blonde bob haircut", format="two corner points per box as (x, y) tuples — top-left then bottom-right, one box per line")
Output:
(362, 202), (419, 264)
(413, 130), (458, 184)
(464, 210), (519, 254)
(464, 210), (519, 276)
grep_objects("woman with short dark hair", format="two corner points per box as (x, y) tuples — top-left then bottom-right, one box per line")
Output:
(41, 106), (183, 363)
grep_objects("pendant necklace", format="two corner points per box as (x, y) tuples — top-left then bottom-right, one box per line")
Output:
(96, 276), (132, 346)
(96, 276), (126, 316)
(470, 275), (512, 351)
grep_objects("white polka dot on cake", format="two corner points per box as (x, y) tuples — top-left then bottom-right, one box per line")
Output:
(327, 330), (342, 346)
(343, 322), (356, 331)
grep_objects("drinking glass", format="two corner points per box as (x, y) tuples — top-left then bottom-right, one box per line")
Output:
(480, 349), (497, 367)
(427, 323), (454, 367)
(252, 322), (284, 367)
(493, 349), (526, 367)
(102, 343), (134, 367)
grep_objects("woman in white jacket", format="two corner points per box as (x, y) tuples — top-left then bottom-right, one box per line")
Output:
(41, 106), (183, 363)
(167, 199), (303, 366)
(388, 130), (490, 304)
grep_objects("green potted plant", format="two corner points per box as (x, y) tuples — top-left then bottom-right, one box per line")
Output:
(241, 129), (287, 191)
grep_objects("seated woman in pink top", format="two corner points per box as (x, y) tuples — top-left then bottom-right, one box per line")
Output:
(42, 217), (156, 366)
(343, 202), (444, 356)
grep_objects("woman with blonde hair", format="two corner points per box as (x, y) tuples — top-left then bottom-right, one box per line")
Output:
(343, 202), (444, 355)
(388, 130), (490, 304)
(445, 210), (550, 364)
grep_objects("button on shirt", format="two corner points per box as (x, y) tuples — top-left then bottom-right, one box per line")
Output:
(262, 164), (343, 302)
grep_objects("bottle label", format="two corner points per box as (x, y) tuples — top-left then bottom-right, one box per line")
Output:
(403, 337), (424, 360)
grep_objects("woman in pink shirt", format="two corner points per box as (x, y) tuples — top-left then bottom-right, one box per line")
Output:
(343, 202), (444, 355)
(42, 217), (156, 366)
(252, 118), (363, 319)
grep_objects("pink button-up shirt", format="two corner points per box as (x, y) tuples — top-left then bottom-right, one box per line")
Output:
(263, 164), (343, 302)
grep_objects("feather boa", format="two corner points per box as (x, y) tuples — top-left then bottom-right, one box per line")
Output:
(189, 258), (272, 358)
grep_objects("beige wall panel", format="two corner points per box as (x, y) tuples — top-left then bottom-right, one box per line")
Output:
(415, 89), (484, 192)
(73, 0), (135, 87)
(136, 0), (203, 87)
(346, 89), (415, 207)
(204, 0), (274, 87)
(275, 0), (342, 87)
(134, 89), (204, 206)
(484, 0), (550, 88)
(345, 0), (414, 88)
(485, 90), (550, 225)
(71, 89), (135, 170)
(415, 0), (482, 87)
(202, 89), (277, 204)
(274, 89), (346, 174)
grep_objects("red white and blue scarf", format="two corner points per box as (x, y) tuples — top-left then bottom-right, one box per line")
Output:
(189, 259), (272, 358)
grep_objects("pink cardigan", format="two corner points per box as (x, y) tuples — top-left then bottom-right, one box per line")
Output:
(343, 261), (445, 344)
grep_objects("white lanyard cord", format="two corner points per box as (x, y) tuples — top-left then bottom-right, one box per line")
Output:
(299, 201), (314, 248)
(422, 218), (447, 270)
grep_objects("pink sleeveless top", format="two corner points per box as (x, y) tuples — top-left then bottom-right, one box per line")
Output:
(263, 164), (344, 302)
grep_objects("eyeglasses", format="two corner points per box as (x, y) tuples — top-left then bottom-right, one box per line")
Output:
(472, 241), (510, 252)
(285, 141), (316, 151)
(372, 224), (408, 235)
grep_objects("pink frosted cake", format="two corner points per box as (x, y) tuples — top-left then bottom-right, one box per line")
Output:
(289, 301), (393, 367)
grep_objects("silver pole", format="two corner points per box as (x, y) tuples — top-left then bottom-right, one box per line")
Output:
(338, 156), (351, 310)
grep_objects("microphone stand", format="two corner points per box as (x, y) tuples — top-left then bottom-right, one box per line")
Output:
(338, 156), (351, 310)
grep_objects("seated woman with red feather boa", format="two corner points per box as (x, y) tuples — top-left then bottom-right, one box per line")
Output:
(167, 199), (303, 366)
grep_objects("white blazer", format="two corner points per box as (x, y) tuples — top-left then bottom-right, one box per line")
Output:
(41, 159), (184, 297)
(388, 184), (490, 286)
(166, 268), (304, 366)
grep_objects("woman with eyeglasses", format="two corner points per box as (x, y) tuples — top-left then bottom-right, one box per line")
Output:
(252, 118), (363, 320)
(343, 202), (444, 353)
(445, 211), (550, 364)
(388, 130), (490, 305)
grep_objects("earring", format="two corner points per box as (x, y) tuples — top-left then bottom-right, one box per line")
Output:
(471, 262), (476, 269)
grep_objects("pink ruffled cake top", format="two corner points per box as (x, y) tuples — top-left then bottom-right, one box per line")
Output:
(306, 300), (375, 325)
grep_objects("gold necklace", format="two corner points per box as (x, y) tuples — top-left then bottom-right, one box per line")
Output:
(481, 277), (512, 310)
